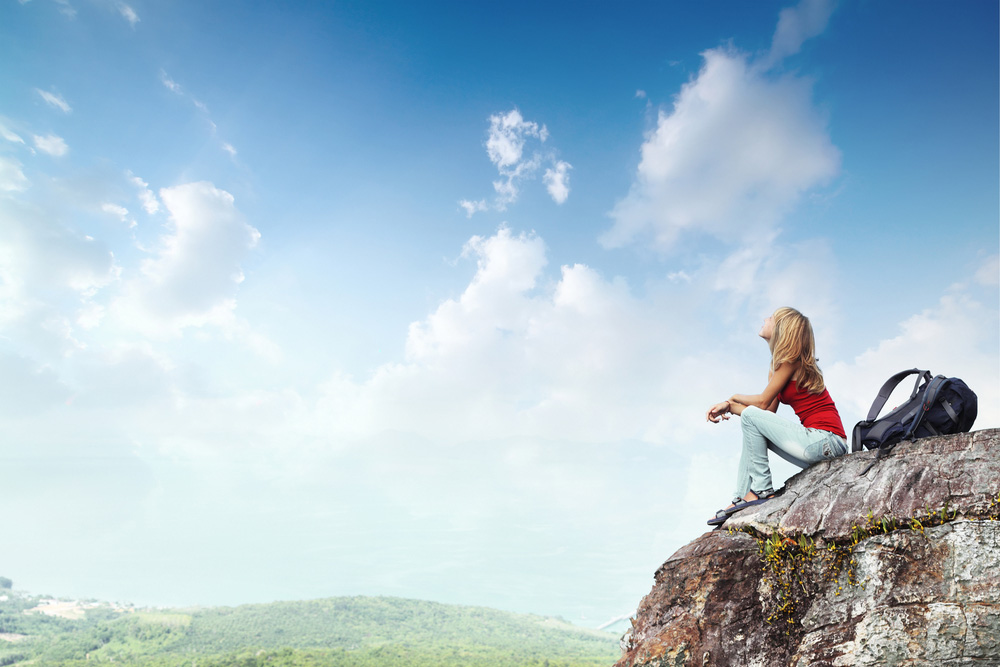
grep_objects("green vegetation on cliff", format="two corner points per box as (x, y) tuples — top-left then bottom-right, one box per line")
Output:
(0, 585), (618, 666)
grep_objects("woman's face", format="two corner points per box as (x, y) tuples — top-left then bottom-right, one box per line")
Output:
(759, 315), (774, 341)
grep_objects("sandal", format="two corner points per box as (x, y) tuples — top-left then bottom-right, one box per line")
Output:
(725, 490), (776, 515)
(707, 508), (730, 526)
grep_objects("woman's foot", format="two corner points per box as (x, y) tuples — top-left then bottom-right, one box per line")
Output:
(724, 490), (776, 516)
(707, 490), (776, 525)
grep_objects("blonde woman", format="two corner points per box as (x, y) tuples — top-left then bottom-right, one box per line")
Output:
(705, 307), (847, 526)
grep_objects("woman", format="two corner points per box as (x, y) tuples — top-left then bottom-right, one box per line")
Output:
(705, 307), (847, 526)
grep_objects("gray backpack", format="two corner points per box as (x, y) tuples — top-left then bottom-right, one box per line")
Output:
(852, 369), (977, 474)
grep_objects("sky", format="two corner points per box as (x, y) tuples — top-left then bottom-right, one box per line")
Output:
(0, 0), (997, 630)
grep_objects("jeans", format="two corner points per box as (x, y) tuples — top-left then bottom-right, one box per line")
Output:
(733, 405), (848, 501)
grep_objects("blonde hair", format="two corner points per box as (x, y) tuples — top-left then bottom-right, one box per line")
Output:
(769, 307), (825, 394)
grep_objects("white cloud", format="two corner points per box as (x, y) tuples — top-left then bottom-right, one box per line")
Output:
(458, 199), (487, 218)
(101, 202), (128, 219)
(127, 171), (160, 215)
(221, 142), (237, 158)
(0, 157), (29, 191)
(602, 47), (839, 251)
(464, 109), (569, 213)
(111, 181), (261, 336)
(35, 89), (72, 113)
(101, 202), (136, 228)
(117, 2), (139, 27)
(492, 152), (540, 209)
(0, 123), (25, 145)
(33, 133), (69, 157)
(543, 160), (572, 204)
(763, 0), (836, 69)
(486, 109), (546, 169)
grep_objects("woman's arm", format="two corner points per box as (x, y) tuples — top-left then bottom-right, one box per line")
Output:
(729, 362), (796, 412)
(706, 363), (795, 422)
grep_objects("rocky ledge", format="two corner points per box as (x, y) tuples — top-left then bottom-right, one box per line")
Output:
(617, 428), (1000, 667)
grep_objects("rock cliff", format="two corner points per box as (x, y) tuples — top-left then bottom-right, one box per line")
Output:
(617, 428), (1000, 667)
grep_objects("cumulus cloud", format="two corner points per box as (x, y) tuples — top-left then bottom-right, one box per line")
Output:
(486, 109), (547, 168)
(462, 109), (572, 214)
(309, 226), (733, 447)
(117, 2), (139, 27)
(33, 133), (69, 156)
(543, 160), (572, 204)
(35, 89), (72, 113)
(487, 110), (547, 210)
(112, 181), (261, 336)
(0, 157), (29, 192)
(603, 47), (839, 251)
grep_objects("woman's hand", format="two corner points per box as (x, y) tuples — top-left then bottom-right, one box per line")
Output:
(706, 401), (731, 423)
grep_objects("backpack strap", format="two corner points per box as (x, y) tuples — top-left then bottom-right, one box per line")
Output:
(852, 369), (931, 452)
(865, 369), (930, 422)
(904, 375), (947, 439)
(941, 399), (960, 424)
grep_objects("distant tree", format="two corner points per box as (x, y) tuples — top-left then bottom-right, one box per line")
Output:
(0, 578), (11, 590)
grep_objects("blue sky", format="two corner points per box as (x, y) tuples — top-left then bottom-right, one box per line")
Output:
(1, 0), (997, 629)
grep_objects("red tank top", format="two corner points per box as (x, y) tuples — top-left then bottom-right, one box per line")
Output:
(779, 380), (846, 438)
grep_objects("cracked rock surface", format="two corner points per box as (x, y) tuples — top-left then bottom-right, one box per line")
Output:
(615, 429), (1000, 667)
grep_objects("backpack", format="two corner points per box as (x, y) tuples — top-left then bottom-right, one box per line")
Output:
(852, 369), (978, 473)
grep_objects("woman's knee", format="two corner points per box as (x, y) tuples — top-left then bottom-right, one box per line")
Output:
(741, 405), (763, 431)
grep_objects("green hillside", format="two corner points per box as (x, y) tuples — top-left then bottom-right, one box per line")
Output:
(0, 583), (620, 666)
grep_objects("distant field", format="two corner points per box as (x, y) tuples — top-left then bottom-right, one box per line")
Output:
(0, 584), (620, 666)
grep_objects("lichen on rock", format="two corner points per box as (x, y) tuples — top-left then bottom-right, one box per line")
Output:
(616, 429), (1000, 667)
